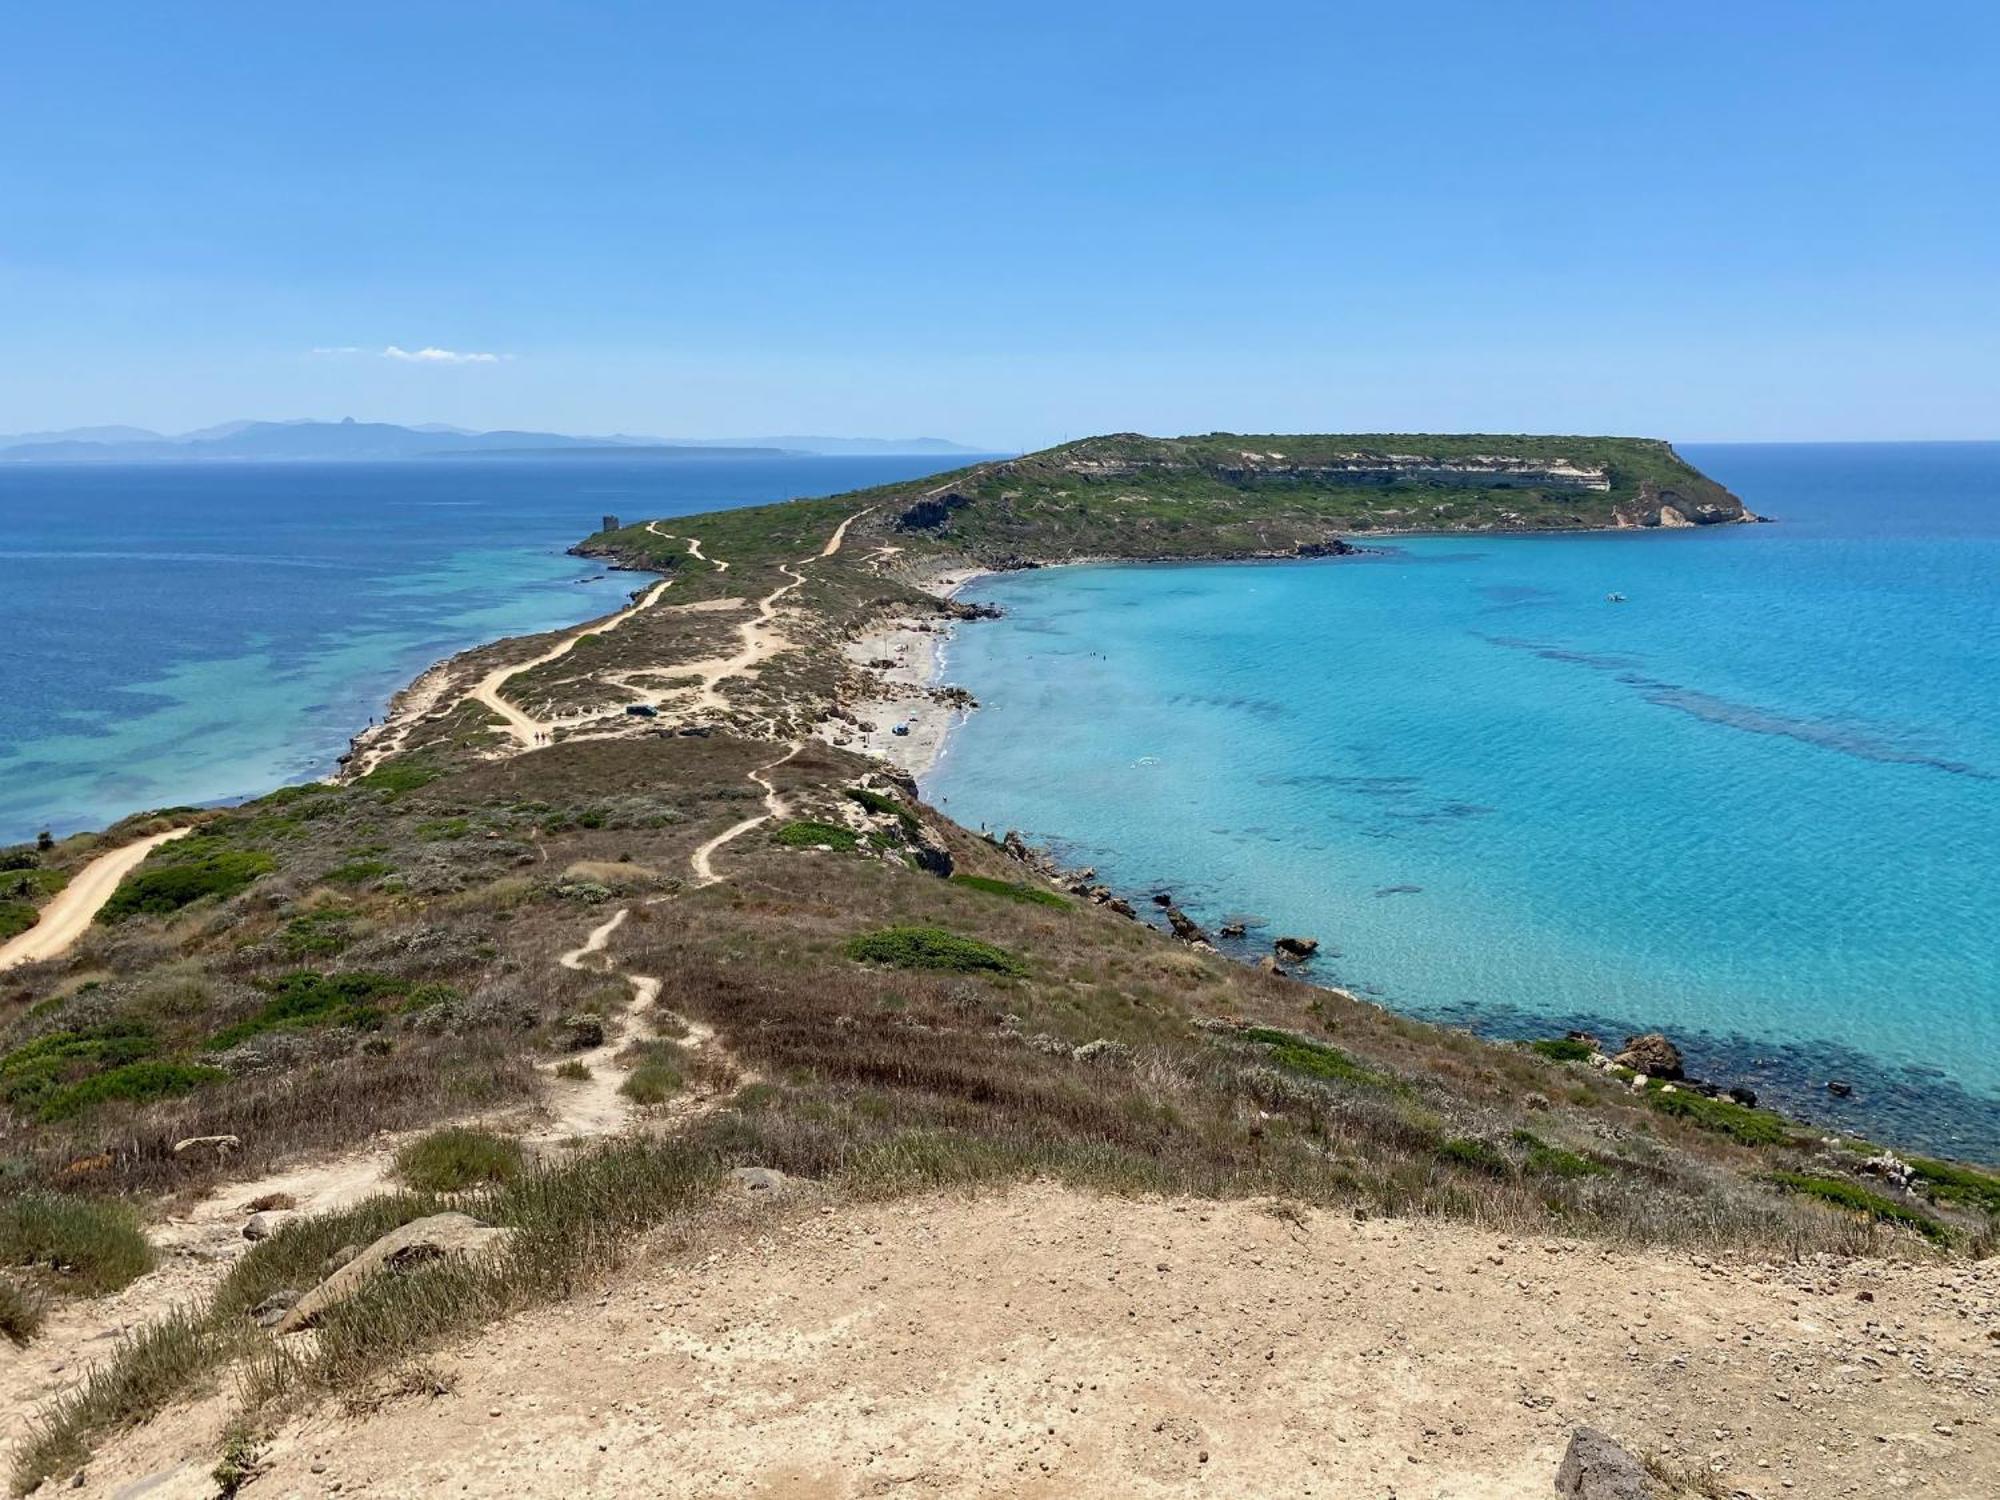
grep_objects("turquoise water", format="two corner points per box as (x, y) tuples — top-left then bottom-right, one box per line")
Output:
(927, 444), (2000, 1159)
(0, 455), (968, 842)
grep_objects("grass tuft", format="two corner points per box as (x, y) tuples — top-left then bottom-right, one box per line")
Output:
(1, 1277), (46, 1346)
(0, 1193), (155, 1295)
(394, 1128), (524, 1192)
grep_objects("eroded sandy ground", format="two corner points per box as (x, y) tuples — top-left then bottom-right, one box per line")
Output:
(74, 1184), (1997, 1499)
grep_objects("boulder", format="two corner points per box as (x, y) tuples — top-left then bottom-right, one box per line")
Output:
(173, 1134), (241, 1159)
(1150, 892), (1174, 908)
(242, 1211), (293, 1242)
(729, 1166), (790, 1194)
(1554, 1427), (1657, 1499)
(1217, 922), (1246, 940)
(322, 1243), (362, 1277)
(276, 1213), (513, 1334)
(1104, 898), (1137, 919)
(250, 1291), (298, 1329)
(1256, 955), (1283, 975)
(1612, 1033), (1683, 1080)
(1273, 936), (1319, 960)
(1827, 1079), (1854, 1098)
(1164, 907), (1208, 944)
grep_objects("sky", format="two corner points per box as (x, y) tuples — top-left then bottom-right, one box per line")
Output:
(2, 2), (1996, 449)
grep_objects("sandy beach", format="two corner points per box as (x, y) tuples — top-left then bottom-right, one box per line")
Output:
(820, 566), (989, 778)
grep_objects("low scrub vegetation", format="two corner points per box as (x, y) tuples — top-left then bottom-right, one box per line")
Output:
(619, 1042), (684, 1105)
(1769, 1171), (1951, 1245)
(1644, 1084), (1798, 1147)
(99, 838), (273, 921)
(394, 1128), (524, 1192)
(773, 820), (859, 852)
(845, 925), (1027, 976)
(950, 873), (1068, 908)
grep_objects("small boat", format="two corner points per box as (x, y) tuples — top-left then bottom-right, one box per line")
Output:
(1605, 592), (1627, 603)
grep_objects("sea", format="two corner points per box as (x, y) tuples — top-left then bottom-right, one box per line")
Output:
(925, 443), (2000, 1160)
(0, 454), (969, 844)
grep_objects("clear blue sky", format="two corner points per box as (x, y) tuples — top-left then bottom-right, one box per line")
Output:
(2, 2), (1995, 448)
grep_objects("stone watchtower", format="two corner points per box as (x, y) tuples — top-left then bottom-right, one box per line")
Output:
(601, 514), (621, 533)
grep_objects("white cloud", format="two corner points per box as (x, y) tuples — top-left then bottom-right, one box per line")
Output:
(380, 345), (506, 365)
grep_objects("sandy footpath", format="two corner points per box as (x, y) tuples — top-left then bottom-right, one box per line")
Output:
(0, 826), (189, 971)
(74, 1182), (1998, 1499)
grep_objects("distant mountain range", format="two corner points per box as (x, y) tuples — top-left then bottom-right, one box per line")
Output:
(0, 420), (989, 463)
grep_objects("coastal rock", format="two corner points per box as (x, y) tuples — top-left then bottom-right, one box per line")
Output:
(173, 1133), (241, 1159)
(277, 1213), (513, 1334)
(1612, 1033), (1683, 1080)
(243, 1211), (292, 1242)
(1827, 1079), (1854, 1097)
(1104, 898), (1137, 919)
(1554, 1427), (1656, 1499)
(1218, 922), (1246, 939)
(1256, 956), (1284, 975)
(1273, 936), (1319, 960)
(1164, 907), (1208, 944)
(1151, 892), (1174, 908)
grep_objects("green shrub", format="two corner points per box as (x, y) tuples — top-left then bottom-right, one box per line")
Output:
(1, 1276), (45, 1345)
(554, 1060), (592, 1081)
(394, 1128), (524, 1192)
(323, 858), (394, 887)
(1438, 1136), (1509, 1175)
(951, 874), (1069, 908)
(99, 839), (273, 921)
(206, 971), (409, 1051)
(278, 908), (353, 958)
(1242, 1026), (1395, 1089)
(1512, 1129), (1603, 1179)
(1, 1023), (159, 1118)
(32, 1061), (226, 1123)
(1769, 1172), (1951, 1245)
(848, 787), (920, 833)
(0, 1193), (155, 1293)
(414, 817), (473, 841)
(844, 926), (1027, 977)
(1645, 1085), (1796, 1147)
(1526, 1037), (1595, 1063)
(773, 820), (860, 852)
(0, 900), (37, 941)
(1907, 1157), (2000, 1215)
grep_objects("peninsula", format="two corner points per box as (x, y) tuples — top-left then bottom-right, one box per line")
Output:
(2, 436), (1991, 1500)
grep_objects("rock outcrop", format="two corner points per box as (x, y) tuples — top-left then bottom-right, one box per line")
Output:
(1612, 1033), (1683, 1080)
(276, 1212), (513, 1334)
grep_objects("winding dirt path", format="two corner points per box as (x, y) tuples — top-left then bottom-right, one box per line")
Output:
(468, 577), (676, 748)
(687, 743), (802, 888)
(0, 827), (190, 971)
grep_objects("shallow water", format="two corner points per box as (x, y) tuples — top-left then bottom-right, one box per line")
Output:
(927, 443), (2000, 1159)
(0, 454), (967, 841)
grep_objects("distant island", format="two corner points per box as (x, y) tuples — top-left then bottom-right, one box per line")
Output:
(0, 418), (990, 463)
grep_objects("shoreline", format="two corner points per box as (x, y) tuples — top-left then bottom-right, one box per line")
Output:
(820, 564), (990, 777)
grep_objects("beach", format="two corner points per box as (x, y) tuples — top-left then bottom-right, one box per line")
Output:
(819, 566), (988, 777)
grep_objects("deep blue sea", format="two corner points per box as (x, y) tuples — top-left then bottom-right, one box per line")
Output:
(926, 444), (2000, 1160)
(0, 455), (967, 843)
